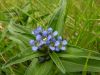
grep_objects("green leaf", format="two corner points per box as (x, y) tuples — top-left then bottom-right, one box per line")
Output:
(48, 0), (67, 35)
(24, 58), (38, 75)
(9, 36), (27, 50)
(2, 50), (43, 68)
(0, 42), (14, 55)
(58, 46), (100, 72)
(0, 11), (8, 21)
(35, 61), (53, 75)
(8, 21), (35, 39)
(49, 52), (66, 74)
(25, 59), (53, 75)
(62, 58), (100, 72)
(58, 47), (100, 60)
(0, 28), (7, 42)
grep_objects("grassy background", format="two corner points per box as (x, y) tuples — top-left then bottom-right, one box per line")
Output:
(0, 0), (100, 75)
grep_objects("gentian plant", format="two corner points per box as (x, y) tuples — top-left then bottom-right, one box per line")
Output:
(1, 0), (100, 75)
(29, 27), (68, 62)
(30, 27), (67, 52)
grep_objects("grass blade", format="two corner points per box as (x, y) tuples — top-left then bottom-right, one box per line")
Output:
(49, 52), (66, 74)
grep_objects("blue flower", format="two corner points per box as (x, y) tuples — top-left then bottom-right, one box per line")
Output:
(43, 31), (48, 36)
(32, 46), (38, 51)
(46, 40), (50, 45)
(62, 40), (67, 45)
(29, 40), (35, 45)
(55, 47), (60, 52)
(32, 26), (43, 35)
(49, 46), (55, 51)
(57, 36), (62, 41)
(36, 34), (42, 41)
(48, 28), (53, 33)
(61, 46), (66, 51)
(55, 41), (60, 46)
(30, 26), (68, 52)
(39, 40), (45, 46)
(32, 29), (39, 35)
(53, 31), (58, 36)
(47, 35), (52, 40)
(51, 38), (56, 42)
(37, 27), (42, 31)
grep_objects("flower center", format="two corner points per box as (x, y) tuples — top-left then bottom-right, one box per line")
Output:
(43, 38), (47, 41)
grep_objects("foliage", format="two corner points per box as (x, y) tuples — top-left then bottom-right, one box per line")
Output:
(0, 0), (100, 75)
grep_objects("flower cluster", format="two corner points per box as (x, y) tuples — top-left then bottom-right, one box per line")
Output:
(29, 27), (68, 52)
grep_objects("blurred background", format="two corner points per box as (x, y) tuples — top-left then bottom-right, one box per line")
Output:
(0, 0), (100, 50)
(0, 0), (100, 75)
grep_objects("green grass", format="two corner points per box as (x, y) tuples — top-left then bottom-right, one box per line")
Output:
(0, 0), (100, 75)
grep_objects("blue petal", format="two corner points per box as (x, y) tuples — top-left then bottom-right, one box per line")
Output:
(61, 46), (66, 51)
(36, 34), (42, 41)
(62, 40), (67, 45)
(53, 31), (58, 36)
(42, 30), (48, 36)
(47, 35), (52, 40)
(51, 38), (56, 42)
(55, 47), (60, 52)
(32, 46), (38, 51)
(46, 40), (50, 45)
(57, 36), (62, 41)
(37, 26), (42, 31)
(29, 40), (35, 45)
(55, 41), (60, 46)
(32, 29), (39, 35)
(48, 27), (53, 33)
(49, 46), (55, 51)
(39, 40), (45, 46)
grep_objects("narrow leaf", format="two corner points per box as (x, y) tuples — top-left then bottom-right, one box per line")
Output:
(48, 0), (67, 35)
(2, 50), (43, 68)
(58, 46), (100, 72)
(35, 61), (53, 75)
(24, 58), (38, 75)
(49, 52), (66, 74)
(25, 59), (53, 75)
